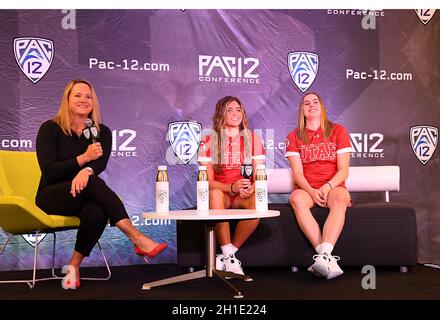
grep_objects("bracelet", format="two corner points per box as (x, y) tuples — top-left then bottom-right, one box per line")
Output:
(84, 167), (94, 175)
(326, 182), (333, 190)
(82, 154), (89, 163)
(230, 183), (235, 193)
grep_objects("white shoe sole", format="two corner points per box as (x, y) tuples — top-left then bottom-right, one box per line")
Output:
(327, 270), (344, 280)
(224, 272), (248, 280)
(307, 266), (324, 277)
(311, 263), (330, 278)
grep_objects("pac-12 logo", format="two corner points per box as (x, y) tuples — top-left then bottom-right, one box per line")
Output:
(415, 9), (436, 25)
(22, 233), (47, 247)
(199, 55), (260, 84)
(168, 121), (202, 164)
(112, 129), (137, 157)
(288, 52), (319, 93)
(14, 37), (54, 83)
(350, 133), (384, 158)
(410, 125), (438, 165)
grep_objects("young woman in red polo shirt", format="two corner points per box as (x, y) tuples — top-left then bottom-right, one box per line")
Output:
(198, 96), (265, 276)
(285, 92), (352, 279)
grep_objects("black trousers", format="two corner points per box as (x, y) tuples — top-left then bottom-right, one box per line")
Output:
(36, 176), (129, 257)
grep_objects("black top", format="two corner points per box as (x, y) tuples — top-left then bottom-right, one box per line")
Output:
(35, 119), (112, 194)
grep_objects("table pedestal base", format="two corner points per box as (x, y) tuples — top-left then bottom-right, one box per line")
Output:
(142, 222), (252, 299)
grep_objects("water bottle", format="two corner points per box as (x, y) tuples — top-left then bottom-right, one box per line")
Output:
(156, 165), (169, 213)
(255, 164), (268, 211)
(197, 165), (209, 211)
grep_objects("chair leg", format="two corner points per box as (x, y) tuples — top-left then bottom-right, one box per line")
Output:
(26, 231), (62, 288)
(0, 233), (111, 288)
(400, 266), (409, 273)
(79, 241), (112, 281)
(1, 231), (64, 288)
(0, 234), (33, 288)
(28, 231), (64, 287)
(31, 231), (40, 288)
(51, 232), (57, 278)
(0, 234), (13, 255)
(291, 266), (299, 273)
(52, 240), (111, 281)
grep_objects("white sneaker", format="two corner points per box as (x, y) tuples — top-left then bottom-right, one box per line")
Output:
(310, 253), (344, 279)
(326, 255), (344, 279)
(223, 253), (245, 276)
(216, 254), (225, 271)
(310, 252), (332, 278)
(307, 265), (324, 277)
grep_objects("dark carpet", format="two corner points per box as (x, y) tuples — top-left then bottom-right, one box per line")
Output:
(0, 264), (438, 300)
(1, 264), (438, 317)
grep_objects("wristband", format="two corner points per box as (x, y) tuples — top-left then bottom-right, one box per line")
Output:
(326, 182), (333, 190)
(84, 167), (94, 175)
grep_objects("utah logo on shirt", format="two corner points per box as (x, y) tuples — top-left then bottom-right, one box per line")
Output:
(299, 142), (336, 163)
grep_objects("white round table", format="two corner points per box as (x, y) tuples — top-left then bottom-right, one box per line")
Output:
(142, 209), (280, 299)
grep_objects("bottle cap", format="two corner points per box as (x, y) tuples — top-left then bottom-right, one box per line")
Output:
(199, 165), (207, 170)
(158, 165), (167, 171)
(256, 164), (265, 170)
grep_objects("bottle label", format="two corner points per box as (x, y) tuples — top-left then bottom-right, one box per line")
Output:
(255, 180), (268, 211)
(197, 181), (209, 211)
(156, 181), (169, 212)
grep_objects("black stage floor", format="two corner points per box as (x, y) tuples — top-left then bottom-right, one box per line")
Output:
(1, 264), (438, 300)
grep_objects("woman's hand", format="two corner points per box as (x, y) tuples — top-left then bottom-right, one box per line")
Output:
(318, 183), (332, 206)
(311, 188), (327, 207)
(83, 142), (103, 162)
(238, 183), (254, 199)
(70, 169), (93, 197)
(233, 178), (251, 191)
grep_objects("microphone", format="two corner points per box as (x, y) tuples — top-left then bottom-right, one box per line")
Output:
(83, 118), (99, 143)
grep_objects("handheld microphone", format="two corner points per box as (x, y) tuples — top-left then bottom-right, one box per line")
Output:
(84, 118), (99, 143)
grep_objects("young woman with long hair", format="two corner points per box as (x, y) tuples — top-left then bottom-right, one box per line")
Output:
(198, 96), (265, 276)
(285, 92), (352, 279)
(36, 79), (167, 288)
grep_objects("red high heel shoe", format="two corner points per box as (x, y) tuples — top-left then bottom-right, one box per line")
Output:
(134, 243), (168, 263)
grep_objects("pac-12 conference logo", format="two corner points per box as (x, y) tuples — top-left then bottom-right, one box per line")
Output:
(410, 125), (438, 165)
(199, 55), (260, 84)
(350, 133), (384, 159)
(168, 121), (202, 164)
(14, 37), (54, 83)
(415, 9), (436, 25)
(112, 129), (137, 157)
(288, 52), (319, 92)
(22, 233), (47, 247)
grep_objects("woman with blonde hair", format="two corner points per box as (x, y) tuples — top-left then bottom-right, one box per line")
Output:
(285, 92), (352, 279)
(198, 96), (265, 277)
(35, 79), (167, 288)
